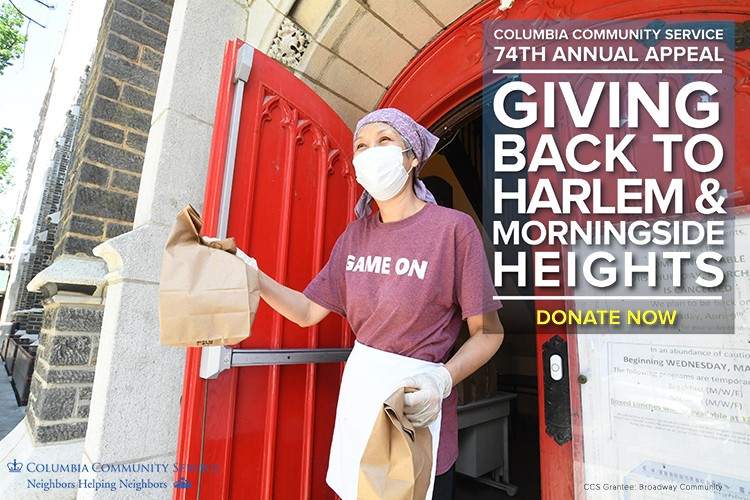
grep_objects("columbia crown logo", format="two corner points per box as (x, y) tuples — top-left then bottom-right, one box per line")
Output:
(7, 459), (22, 473)
(174, 477), (192, 489)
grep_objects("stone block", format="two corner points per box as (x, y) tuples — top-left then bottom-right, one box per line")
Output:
(106, 33), (140, 61)
(300, 43), (384, 110)
(366, 0), (442, 47)
(42, 308), (61, 333)
(316, 0), (364, 50)
(114, 0), (143, 21)
(149, 0), (247, 125)
(110, 13), (167, 53)
(58, 235), (101, 257)
(32, 386), (76, 420)
(134, 111), (213, 227)
(140, 46), (162, 71)
(319, 6), (416, 87)
(79, 162), (111, 186)
(111, 170), (141, 193)
(289, 0), (337, 35)
(83, 137), (145, 172)
(267, 0), (295, 13)
(417, 0), (481, 26)
(28, 255), (107, 291)
(95, 224), (167, 285)
(48, 335), (92, 365)
(125, 131), (148, 152)
(126, 0), (172, 21)
(72, 185), (137, 221)
(143, 12), (170, 35)
(42, 310), (55, 330)
(26, 401), (39, 422)
(76, 404), (90, 419)
(70, 215), (106, 237)
(121, 84), (156, 112)
(89, 120), (125, 144)
(53, 306), (104, 332)
(242, 0), (283, 50)
(45, 368), (96, 384)
(296, 39), (334, 81)
(33, 422), (88, 444)
(83, 279), (186, 463)
(96, 76), (121, 99)
(105, 222), (132, 239)
(79, 387), (93, 401)
(101, 52), (160, 93)
(29, 373), (42, 401)
(92, 96), (152, 133)
(90, 338), (99, 365)
(33, 358), (49, 380)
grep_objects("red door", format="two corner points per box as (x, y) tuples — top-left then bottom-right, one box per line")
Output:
(175, 40), (357, 499)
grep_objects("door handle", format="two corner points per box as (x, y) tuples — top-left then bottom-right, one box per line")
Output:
(200, 346), (352, 379)
(542, 335), (572, 445)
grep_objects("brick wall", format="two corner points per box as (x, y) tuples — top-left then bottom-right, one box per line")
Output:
(54, 0), (173, 259)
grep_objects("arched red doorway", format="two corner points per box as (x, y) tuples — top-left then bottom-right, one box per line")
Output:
(380, 1), (750, 499)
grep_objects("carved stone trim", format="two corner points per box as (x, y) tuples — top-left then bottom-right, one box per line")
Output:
(268, 18), (311, 69)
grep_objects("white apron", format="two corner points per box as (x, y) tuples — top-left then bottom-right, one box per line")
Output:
(327, 341), (442, 500)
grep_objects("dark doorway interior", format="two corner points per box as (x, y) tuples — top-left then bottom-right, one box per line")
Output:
(421, 88), (542, 499)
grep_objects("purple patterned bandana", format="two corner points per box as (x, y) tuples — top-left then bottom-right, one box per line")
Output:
(353, 108), (440, 219)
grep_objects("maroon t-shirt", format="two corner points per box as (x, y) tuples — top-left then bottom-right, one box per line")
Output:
(303, 202), (502, 474)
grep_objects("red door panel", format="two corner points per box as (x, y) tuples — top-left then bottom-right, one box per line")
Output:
(175, 40), (356, 499)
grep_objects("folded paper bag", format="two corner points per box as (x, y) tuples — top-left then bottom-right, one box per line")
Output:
(358, 388), (433, 500)
(158, 205), (260, 347)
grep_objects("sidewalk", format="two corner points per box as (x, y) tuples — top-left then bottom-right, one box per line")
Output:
(0, 374), (26, 440)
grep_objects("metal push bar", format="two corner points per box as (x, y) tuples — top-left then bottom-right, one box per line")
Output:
(200, 346), (352, 379)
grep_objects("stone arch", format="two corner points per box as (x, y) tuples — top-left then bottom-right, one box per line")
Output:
(244, 0), (487, 127)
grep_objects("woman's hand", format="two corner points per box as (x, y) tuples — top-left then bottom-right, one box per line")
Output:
(399, 312), (504, 428)
(204, 237), (330, 328)
(400, 366), (452, 428)
(234, 247), (258, 270)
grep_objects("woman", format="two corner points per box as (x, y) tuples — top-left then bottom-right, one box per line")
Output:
(255, 108), (504, 499)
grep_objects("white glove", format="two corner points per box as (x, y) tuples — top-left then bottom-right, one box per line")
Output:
(235, 247), (258, 270)
(203, 236), (257, 270)
(400, 366), (453, 428)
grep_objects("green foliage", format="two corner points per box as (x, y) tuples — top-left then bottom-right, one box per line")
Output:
(0, 128), (13, 193)
(0, 3), (25, 194)
(0, 2), (26, 75)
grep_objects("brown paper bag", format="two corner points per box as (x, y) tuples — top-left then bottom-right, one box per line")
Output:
(158, 205), (260, 347)
(358, 388), (433, 500)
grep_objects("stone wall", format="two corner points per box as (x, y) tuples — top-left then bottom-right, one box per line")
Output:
(10, 90), (84, 333)
(53, 0), (173, 259)
(0, 74), (53, 331)
(26, 0), (174, 445)
(26, 292), (104, 443)
(249, 0), (482, 128)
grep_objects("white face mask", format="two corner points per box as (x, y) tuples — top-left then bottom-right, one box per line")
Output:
(352, 145), (413, 201)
